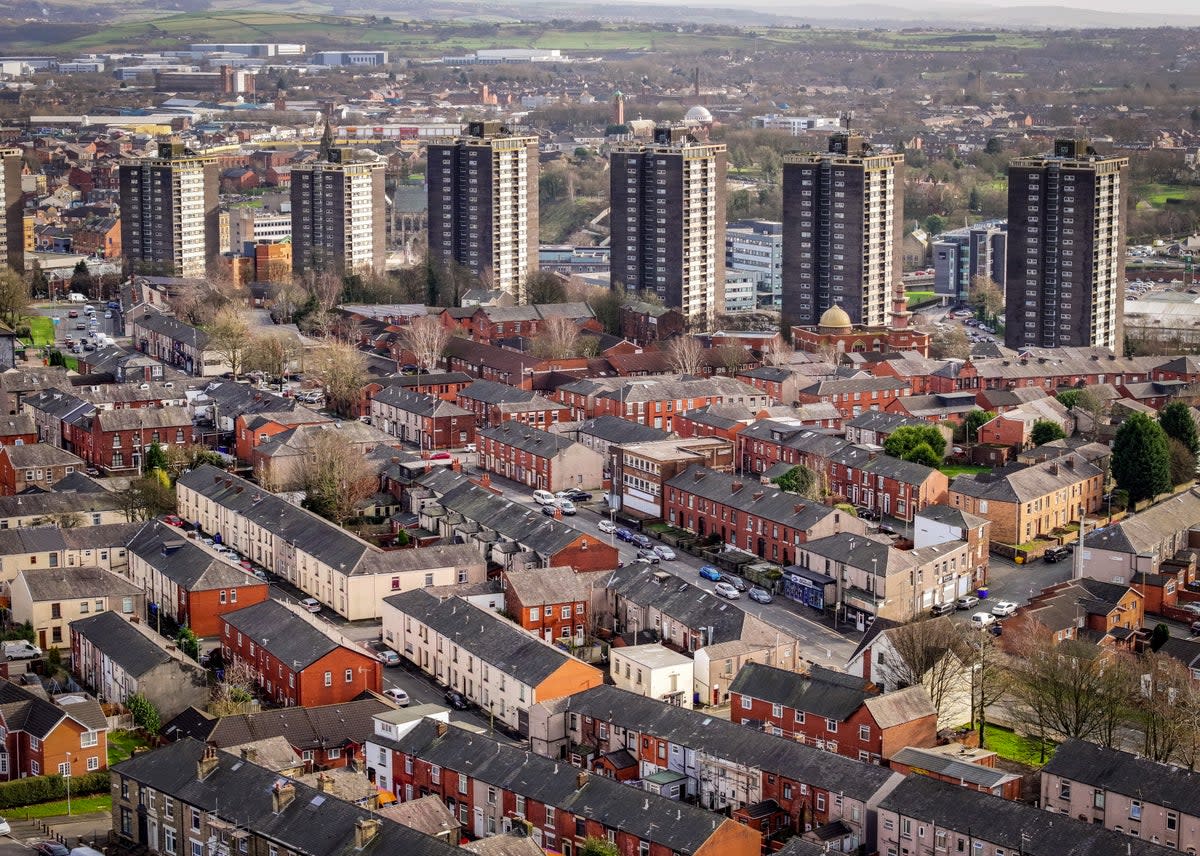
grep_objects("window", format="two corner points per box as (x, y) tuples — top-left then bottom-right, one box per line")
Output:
(458, 773), (467, 794)
(29, 736), (40, 751)
(81, 730), (98, 748)
(431, 765), (441, 784)
(1131, 800), (1142, 820)
(901, 818), (912, 838)
(59, 761), (71, 776)
(324, 671), (332, 687)
(86, 755), (99, 771)
(345, 669), (353, 683)
(164, 829), (177, 855)
(545, 807), (555, 827)
(192, 842), (203, 856)
(327, 748), (341, 760)
(859, 725), (870, 742)
(191, 808), (202, 831)
(1167, 812), (1178, 832)
(1059, 782), (1071, 800)
(826, 719), (838, 733)
(1093, 790), (1105, 809)
(741, 696), (752, 710)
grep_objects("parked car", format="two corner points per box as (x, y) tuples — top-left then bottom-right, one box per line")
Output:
(463, 443), (477, 453)
(720, 573), (748, 592)
(443, 689), (469, 710)
(631, 533), (653, 549)
(1044, 546), (1071, 563)
(555, 499), (577, 515)
(0, 817), (9, 836)
(532, 490), (555, 505)
(698, 565), (722, 581)
(1181, 603), (1200, 617)
(714, 581), (741, 599)
(299, 598), (321, 613)
(384, 688), (410, 706)
(955, 594), (979, 611)
(930, 601), (956, 616)
(971, 611), (997, 629)
(598, 519), (616, 534)
(562, 489), (593, 502)
(748, 586), (773, 604)
(378, 650), (401, 667)
(36, 844), (69, 856)
(876, 523), (898, 537)
(163, 514), (183, 527)
(636, 549), (660, 563)
(1190, 620), (1200, 635)
(429, 451), (451, 460)
(855, 506), (880, 521)
(653, 545), (676, 561)
(615, 527), (635, 542)
(541, 504), (557, 517)
(991, 601), (1018, 617)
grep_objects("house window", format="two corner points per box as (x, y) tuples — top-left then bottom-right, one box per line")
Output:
(324, 671), (332, 687)
(795, 711), (805, 724)
(1059, 782), (1071, 800)
(87, 756), (99, 771)
(545, 807), (555, 827)
(191, 809), (202, 831)
(58, 761), (70, 776)
(826, 719), (838, 733)
(530, 608), (539, 622)
(345, 669), (353, 683)
(816, 794), (826, 812)
(327, 748), (341, 759)
(431, 765), (441, 784)
(1168, 812), (1178, 831)
(859, 725), (870, 742)
(81, 731), (98, 748)
(741, 696), (752, 710)
(164, 829), (177, 855)
(772, 703), (783, 717)
(1131, 800), (1142, 820)
(1093, 790), (1105, 809)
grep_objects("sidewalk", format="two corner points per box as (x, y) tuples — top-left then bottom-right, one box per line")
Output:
(9, 812), (111, 850)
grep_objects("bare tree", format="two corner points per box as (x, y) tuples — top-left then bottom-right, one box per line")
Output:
(401, 315), (452, 371)
(1129, 651), (1200, 763)
(303, 429), (379, 528)
(0, 269), (29, 328)
(309, 341), (367, 417)
(531, 315), (581, 359)
(877, 618), (971, 729)
(302, 269), (345, 312)
(665, 336), (706, 376)
(207, 307), (253, 379)
(209, 657), (259, 717)
(930, 325), (971, 360)
(968, 275), (1004, 321)
(762, 341), (795, 367)
(712, 344), (747, 376)
(172, 279), (222, 327)
(245, 329), (303, 388)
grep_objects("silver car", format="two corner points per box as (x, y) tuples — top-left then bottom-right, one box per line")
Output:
(714, 581), (741, 599)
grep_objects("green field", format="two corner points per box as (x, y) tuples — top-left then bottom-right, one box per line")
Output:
(108, 730), (151, 766)
(24, 315), (54, 346)
(13, 794), (111, 819)
(21, 11), (1063, 56)
(940, 464), (991, 478)
(982, 724), (1055, 766)
(1139, 182), (1200, 207)
(906, 290), (935, 306)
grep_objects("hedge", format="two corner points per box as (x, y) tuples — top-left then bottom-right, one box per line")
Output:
(0, 770), (110, 810)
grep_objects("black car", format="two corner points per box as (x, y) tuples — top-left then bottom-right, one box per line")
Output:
(1044, 546), (1071, 563)
(855, 506), (880, 521)
(636, 548), (660, 563)
(36, 844), (70, 856)
(444, 689), (469, 710)
(563, 489), (593, 502)
(631, 533), (653, 549)
(541, 504), (556, 517)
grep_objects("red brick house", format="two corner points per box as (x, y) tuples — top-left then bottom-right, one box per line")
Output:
(728, 663), (937, 764)
(456, 379), (566, 430)
(63, 407), (193, 474)
(502, 566), (598, 645)
(0, 679), (108, 780)
(219, 600), (381, 707)
(370, 388), (475, 451)
(735, 419), (849, 480)
(442, 337), (587, 388)
(0, 443), (84, 495)
(0, 414), (37, 447)
(234, 408), (330, 464)
(888, 745), (1022, 800)
(618, 301), (686, 345)
(794, 376), (911, 420)
(127, 520), (270, 637)
(584, 376), (772, 431)
(361, 372), (474, 406)
(478, 422), (604, 492)
(673, 404), (755, 442)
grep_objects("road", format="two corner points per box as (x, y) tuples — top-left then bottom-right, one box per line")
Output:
(33, 302), (124, 350)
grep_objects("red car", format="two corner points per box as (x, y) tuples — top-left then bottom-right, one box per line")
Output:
(163, 515), (184, 527)
(430, 452), (451, 460)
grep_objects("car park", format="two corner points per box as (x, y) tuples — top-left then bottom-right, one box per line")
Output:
(698, 565), (722, 581)
(720, 573), (748, 592)
(532, 490), (555, 505)
(714, 581), (741, 599)
(991, 601), (1018, 617)
(748, 586), (773, 604)
(930, 601), (955, 616)
(444, 689), (469, 709)
(955, 594), (980, 611)
(971, 611), (997, 629)
(384, 688), (410, 706)
(598, 519), (616, 534)
(299, 598), (321, 613)
(653, 545), (676, 561)
(615, 527), (635, 542)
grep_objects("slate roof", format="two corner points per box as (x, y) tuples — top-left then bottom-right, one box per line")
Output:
(220, 600), (348, 670)
(95, 406), (191, 432)
(384, 590), (576, 686)
(371, 719), (729, 852)
(0, 443), (84, 468)
(198, 697), (394, 751)
(728, 662), (875, 719)
(503, 566), (594, 607)
(597, 375), (766, 404)
(0, 489), (122, 520)
(133, 310), (210, 349)
(608, 564), (747, 644)
(479, 422), (578, 457)
(878, 773), (1177, 856)
(950, 453), (1100, 504)
(70, 610), (187, 678)
(564, 684), (898, 802)
(574, 414), (669, 445)
(0, 413), (36, 436)
(1044, 739), (1200, 817)
(862, 685), (937, 728)
(457, 378), (537, 405)
(1084, 488), (1200, 556)
(844, 410), (923, 433)
(888, 746), (1019, 789)
(0, 680), (104, 739)
(127, 520), (257, 590)
(371, 387), (471, 418)
(667, 465), (841, 534)
(111, 739), (459, 856)
(17, 565), (141, 601)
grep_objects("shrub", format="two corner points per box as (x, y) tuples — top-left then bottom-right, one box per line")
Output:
(0, 770), (110, 810)
(127, 693), (161, 735)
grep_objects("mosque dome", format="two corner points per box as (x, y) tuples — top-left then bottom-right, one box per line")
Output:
(685, 105), (713, 124)
(818, 305), (853, 330)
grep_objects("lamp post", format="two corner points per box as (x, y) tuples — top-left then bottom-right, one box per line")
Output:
(64, 751), (72, 816)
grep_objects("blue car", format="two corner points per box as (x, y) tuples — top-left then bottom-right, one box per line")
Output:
(615, 527), (635, 542)
(698, 565), (722, 581)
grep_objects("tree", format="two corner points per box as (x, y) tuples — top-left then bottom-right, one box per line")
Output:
(1150, 623), (1171, 652)
(0, 269), (29, 328)
(922, 214), (947, 236)
(1069, 388), (1110, 441)
(163, 444), (225, 480)
(772, 465), (821, 499)
(962, 408), (995, 443)
(1159, 400), (1200, 456)
(1131, 652), (1200, 763)
(580, 839), (619, 856)
(1112, 412), (1171, 502)
(117, 475), (176, 522)
(31, 511), (82, 528)
(967, 275), (1004, 322)
(665, 336), (705, 376)
(176, 626), (200, 661)
(209, 658), (259, 717)
(245, 329), (302, 388)
(524, 270), (568, 304)
(400, 315), (451, 372)
(303, 430), (379, 528)
(310, 341), (367, 417)
(144, 441), (169, 474)
(127, 693), (161, 735)
(531, 315), (581, 359)
(587, 285), (625, 336)
(884, 425), (947, 462)
(762, 340), (794, 367)
(1056, 389), (1081, 409)
(929, 325), (970, 360)
(70, 260), (94, 294)
(1030, 419), (1066, 446)
(877, 618), (971, 728)
(207, 308), (252, 380)
(905, 442), (941, 467)
(1168, 437), (1196, 486)
(712, 344), (747, 376)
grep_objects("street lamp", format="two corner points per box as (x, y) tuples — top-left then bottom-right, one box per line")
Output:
(64, 751), (72, 816)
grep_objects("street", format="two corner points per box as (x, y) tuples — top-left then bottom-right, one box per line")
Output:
(32, 302), (124, 350)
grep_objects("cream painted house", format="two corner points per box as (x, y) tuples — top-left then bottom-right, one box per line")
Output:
(9, 565), (144, 652)
(609, 643), (694, 709)
(175, 465), (485, 620)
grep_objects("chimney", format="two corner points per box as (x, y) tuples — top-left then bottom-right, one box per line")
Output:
(1048, 463), (1059, 476)
(1064, 457), (1075, 469)
(317, 772), (336, 794)
(451, 459), (462, 472)
(752, 491), (764, 502)
(271, 780), (296, 813)
(731, 481), (743, 492)
(197, 744), (219, 780)
(239, 746), (257, 764)
(436, 721), (449, 737)
(793, 503), (806, 514)
(576, 771), (588, 789)
(353, 818), (382, 850)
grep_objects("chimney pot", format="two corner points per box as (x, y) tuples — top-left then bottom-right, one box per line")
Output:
(731, 481), (743, 492)
(576, 771), (587, 789)
(271, 780), (296, 813)
(353, 818), (382, 850)
(197, 744), (219, 780)
(436, 721), (448, 737)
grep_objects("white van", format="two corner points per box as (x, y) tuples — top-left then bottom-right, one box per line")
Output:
(67, 292), (86, 303)
(532, 490), (555, 505)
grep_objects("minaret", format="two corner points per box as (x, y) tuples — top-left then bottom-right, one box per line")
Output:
(613, 91), (625, 126)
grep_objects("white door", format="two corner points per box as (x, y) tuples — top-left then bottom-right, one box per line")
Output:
(474, 807), (485, 838)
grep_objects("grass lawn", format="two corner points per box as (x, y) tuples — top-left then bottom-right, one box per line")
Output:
(939, 464), (991, 478)
(906, 290), (935, 306)
(982, 724), (1055, 766)
(24, 315), (54, 346)
(13, 794), (111, 819)
(108, 729), (150, 765)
